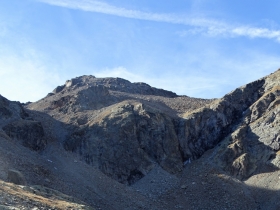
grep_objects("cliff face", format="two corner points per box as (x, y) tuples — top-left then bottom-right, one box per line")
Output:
(177, 70), (280, 180)
(179, 79), (265, 161)
(64, 102), (183, 184)
(211, 73), (280, 179)
(25, 70), (280, 184)
(0, 95), (46, 151)
(1, 70), (280, 209)
(27, 75), (211, 184)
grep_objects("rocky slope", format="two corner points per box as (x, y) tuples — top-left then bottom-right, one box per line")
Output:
(0, 69), (280, 209)
(0, 180), (92, 210)
(0, 95), (46, 150)
(27, 75), (212, 184)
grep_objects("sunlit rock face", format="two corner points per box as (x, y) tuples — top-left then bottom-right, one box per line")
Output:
(25, 69), (280, 184)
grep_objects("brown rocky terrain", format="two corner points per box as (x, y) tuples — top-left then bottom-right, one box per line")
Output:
(0, 69), (280, 209)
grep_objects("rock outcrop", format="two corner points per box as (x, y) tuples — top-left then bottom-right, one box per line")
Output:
(3, 120), (46, 151)
(0, 95), (46, 151)
(2, 70), (280, 209)
(26, 70), (280, 184)
(178, 79), (265, 161)
(57, 75), (178, 98)
(27, 75), (211, 184)
(211, 76), (280, 179)
(64, 101), (183, 184)
(173, 70), (280, 180)
(0, 95), (28, 123)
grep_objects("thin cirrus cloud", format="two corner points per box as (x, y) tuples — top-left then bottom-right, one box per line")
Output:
(37, 0), (280, 42)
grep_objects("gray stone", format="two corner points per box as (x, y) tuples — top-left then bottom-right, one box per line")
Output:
(3, 120), (46, 151)
(7, 169), (26, 185)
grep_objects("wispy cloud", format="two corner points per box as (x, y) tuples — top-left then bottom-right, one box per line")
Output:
(37, 0), (190, 24)
(37, 0), (280, 42)
(180, 25), (280, 41)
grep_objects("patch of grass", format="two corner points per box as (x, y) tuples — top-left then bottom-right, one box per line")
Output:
(0, 180), (93, 210)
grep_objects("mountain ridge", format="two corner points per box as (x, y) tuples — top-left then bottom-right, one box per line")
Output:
(0, 69), (280, 209)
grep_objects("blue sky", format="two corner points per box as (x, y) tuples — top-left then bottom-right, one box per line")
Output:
(1, 0), (280, 102)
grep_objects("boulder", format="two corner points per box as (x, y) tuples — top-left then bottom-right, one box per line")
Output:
(7, 169), (26, 185)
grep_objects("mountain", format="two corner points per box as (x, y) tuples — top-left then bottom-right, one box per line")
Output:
(0, 69), (280, 209)
(27, 75), (213, 184)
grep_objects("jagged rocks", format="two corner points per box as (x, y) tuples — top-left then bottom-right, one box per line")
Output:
(49, 85), (111, 112)
(3, 120), (46, 151)
(0, 95), (29, 121)
(25, 70), (280, 185)
(64, 102), (182, 184)
(210, 71), (280, 180)
(0, 95), (47, 151)
(178, 78), (265, 162)
(50, 75), (177, 98)
(26, 75), (209, 184)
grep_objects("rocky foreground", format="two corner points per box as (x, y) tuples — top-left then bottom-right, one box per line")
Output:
(0, 70), (280, 209)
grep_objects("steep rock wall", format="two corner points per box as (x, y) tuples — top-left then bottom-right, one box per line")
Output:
(0, 95), (46, 151)
(64, 102), (182, 184)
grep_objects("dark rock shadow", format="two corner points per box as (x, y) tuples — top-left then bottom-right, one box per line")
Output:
(207, 124), (280, 182)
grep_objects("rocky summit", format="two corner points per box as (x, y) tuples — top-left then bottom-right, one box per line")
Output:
(0, 70), (280, 209)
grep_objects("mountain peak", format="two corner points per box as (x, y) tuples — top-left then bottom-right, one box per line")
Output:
(52, 75), (178, 98)
(2, 70), (280, 209)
